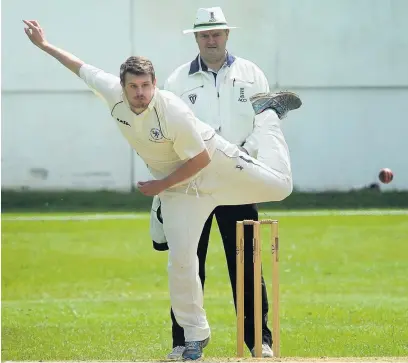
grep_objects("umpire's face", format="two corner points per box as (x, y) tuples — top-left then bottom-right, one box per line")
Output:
(195, 29), (229, 65)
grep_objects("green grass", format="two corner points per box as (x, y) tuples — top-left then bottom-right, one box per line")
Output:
(2, 212), (408, 360)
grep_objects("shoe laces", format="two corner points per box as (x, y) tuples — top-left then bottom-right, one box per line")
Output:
(185, 341), (201, 350)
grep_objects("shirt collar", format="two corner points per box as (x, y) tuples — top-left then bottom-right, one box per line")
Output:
(188, 52), (236, 75)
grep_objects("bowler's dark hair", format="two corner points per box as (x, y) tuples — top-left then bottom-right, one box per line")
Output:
(120, 56), (155, 84)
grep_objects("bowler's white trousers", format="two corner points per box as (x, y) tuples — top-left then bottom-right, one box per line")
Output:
(159, 110), (292, 342)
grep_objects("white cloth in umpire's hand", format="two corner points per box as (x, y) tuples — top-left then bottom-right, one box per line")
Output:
(150, 195), (169, 251)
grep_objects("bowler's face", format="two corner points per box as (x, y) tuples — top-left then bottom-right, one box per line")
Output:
(122, 73), (156, 111)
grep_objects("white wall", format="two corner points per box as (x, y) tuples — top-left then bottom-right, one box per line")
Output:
(2, 0), (408, 191)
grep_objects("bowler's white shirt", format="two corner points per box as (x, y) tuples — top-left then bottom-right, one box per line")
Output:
(79, 64), (215, 182)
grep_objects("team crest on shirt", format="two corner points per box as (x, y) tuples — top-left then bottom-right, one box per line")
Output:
(188, 94), (197, 104)
(150, 128), (164, 141)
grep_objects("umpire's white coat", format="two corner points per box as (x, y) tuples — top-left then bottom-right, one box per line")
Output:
(166, 54), (270, 157)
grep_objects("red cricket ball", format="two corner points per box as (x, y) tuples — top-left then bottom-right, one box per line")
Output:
(378, 168), (393, 184)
